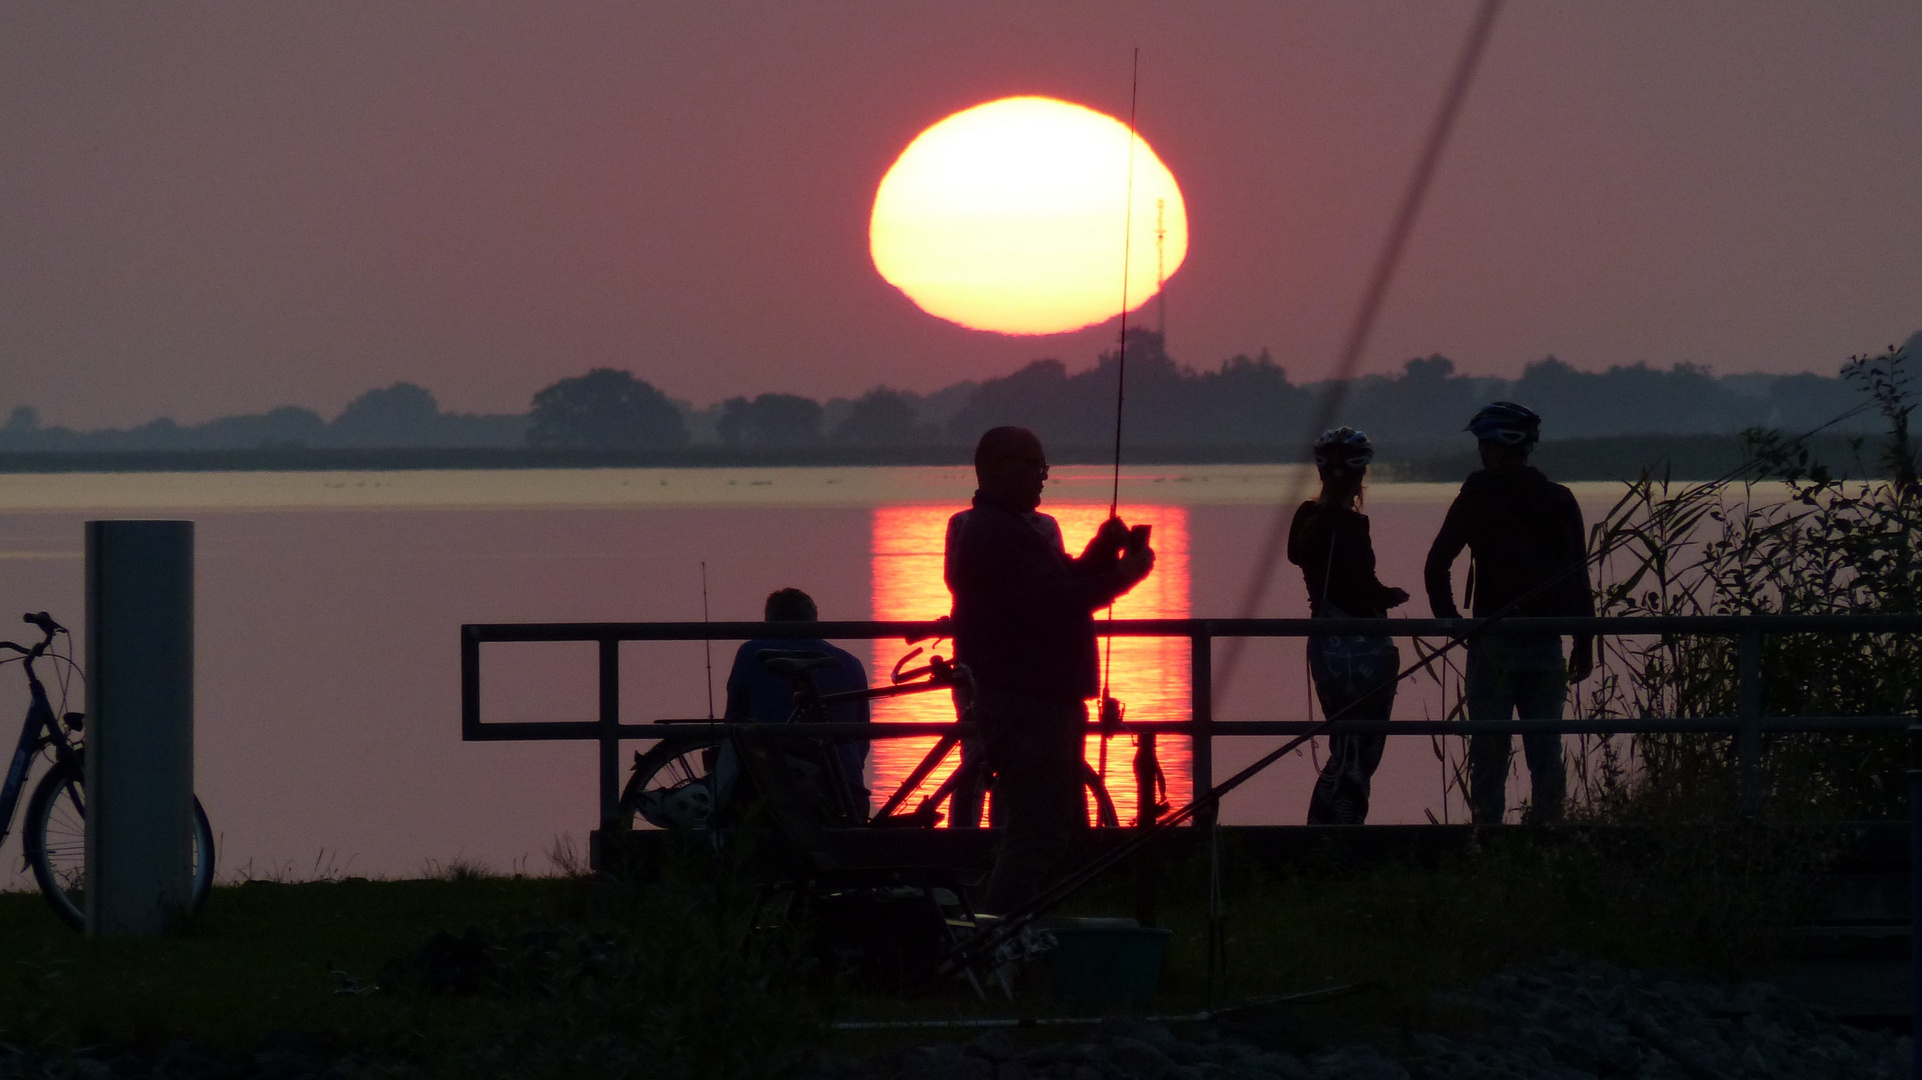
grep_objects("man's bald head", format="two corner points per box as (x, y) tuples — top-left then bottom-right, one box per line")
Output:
(974, 426), (1049, 512)
(974, 426), (1041, 474)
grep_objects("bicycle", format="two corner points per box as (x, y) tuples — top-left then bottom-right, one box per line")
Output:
(618, 640), (1118, 832)
(1, 612), (215, 929)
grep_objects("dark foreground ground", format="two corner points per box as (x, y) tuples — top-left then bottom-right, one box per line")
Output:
(0, 828), (1908, 1078)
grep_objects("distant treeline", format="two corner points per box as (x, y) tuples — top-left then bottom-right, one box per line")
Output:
(4, 329), (1915, 460)
(0, 383), (525, 452)
(0, 435), (1881, 483)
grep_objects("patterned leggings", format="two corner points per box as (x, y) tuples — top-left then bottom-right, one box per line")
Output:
(1305, 637), (1399, 825)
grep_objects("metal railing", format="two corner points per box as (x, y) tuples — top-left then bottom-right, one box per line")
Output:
(461, 614), (1919, 833)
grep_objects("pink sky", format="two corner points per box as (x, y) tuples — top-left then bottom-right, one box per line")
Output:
(3, 2), (1919, 427)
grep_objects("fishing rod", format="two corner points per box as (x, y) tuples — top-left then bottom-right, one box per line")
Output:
(940, 399), (1876, 980)
(1098, 48), (1143, 782)
(1109, 47), (1140, 520)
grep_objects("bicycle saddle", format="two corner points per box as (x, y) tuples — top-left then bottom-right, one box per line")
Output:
(758, 649), (836, 679)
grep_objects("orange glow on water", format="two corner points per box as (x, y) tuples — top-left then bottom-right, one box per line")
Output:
(868, 503), (1191, 826)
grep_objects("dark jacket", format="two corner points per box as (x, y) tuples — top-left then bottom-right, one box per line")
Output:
(944, 493), (1136, 699)
(1424, 466), (1594, 620)
(1288, 501), (1400, 618)
(723, 636), (869, 794)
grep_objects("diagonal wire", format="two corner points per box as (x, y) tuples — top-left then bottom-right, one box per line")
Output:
(1213, 0), (1505, 703)
(939, 0), (1506, 980)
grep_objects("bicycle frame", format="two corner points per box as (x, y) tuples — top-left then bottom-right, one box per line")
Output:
(0, 631), (76, 849)
(762, 649), (981, 827)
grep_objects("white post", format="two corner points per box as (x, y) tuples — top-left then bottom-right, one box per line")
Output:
(84, 520), (194, 936)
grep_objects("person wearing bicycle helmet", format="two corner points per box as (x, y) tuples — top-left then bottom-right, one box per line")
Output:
(1424, 402), (1594, 824)
(1288, 427), (1410, 824)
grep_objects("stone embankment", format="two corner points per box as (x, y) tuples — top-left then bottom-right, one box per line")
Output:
(813, 957), (1910, 1080)
(0, 956), (1906, 1078)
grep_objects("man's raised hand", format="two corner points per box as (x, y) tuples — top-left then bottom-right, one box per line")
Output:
(1085, 515), (1132, 561)
(1117, 541), (1155, 586)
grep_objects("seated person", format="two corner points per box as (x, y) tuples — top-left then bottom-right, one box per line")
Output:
(719, 587), (871, 819)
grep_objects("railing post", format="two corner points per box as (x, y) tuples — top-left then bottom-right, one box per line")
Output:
(85, 520), (196, 936)
(598, 637), (621, 839)
(1909, 720), (1920, 1080)
(1191, 632), (1215, 824)
(1737, 629), (1763, 817)
(1133, 730), (1159, 927)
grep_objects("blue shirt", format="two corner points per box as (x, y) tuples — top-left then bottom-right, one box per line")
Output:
(723, 636), (870, 807)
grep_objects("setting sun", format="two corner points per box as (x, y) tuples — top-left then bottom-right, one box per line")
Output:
(869, 96), (1188, 336)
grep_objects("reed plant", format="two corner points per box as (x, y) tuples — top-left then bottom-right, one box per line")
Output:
(1567, 345), (1917, 821)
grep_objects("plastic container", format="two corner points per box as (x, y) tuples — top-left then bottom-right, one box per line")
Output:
(1043, 918), (1172, 1007)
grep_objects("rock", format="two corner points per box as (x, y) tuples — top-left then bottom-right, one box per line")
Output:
(1199, 1042), (1252, 1068)
(1240, 1050), (1309, 1080)
(1165, 1041), (1208, 1066)
(1307, 1045), (1409, 1080)
(1018, 1042), (1073, 1069)
(967, 1031), (1019, 1062)
(850, 956), (1907, 1080)
(1134, 1023), (1180, 1056)
(1107, 1037), (1177, 1078)
(903, 1043), (994, 1080)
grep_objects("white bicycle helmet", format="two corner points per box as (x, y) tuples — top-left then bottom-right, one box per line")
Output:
(1313, 426), (1375, 471)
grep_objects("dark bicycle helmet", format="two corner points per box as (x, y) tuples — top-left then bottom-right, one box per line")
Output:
(1466, 401), (1541, 447)
(1313, 426), (1375, 470)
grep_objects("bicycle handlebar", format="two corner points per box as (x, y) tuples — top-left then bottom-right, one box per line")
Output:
(818, 674), (957, 706)
(0, 611), (64, 679)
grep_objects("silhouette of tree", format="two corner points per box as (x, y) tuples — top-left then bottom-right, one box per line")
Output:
(716, 393), (823, 446)
(946, 330), (1312, 448)
(331, 382), (441, 446)
(832, 387), (930, 445)
(196, 406), (326, 449)
(528, 368), (688, 449)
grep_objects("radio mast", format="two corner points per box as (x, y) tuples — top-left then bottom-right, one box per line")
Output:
(1154, 197), (1167, 338)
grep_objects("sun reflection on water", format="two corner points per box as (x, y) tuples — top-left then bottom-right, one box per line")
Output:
(868, 503), (1192, 826)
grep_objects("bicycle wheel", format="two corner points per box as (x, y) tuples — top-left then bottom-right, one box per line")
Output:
(974, 762), (1120, 829)
(1082, 762), (1120, 829)
(619, 737), (724, 829)
(24, 756), (215, 930)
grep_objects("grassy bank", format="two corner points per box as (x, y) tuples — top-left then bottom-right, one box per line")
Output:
(0, 826), (1822, 1072)
(0, 874), (579, 1051)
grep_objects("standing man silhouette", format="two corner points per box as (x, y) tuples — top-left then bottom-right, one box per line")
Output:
(1425, 403), (1594, 824)
(945, 426), (1156, 913)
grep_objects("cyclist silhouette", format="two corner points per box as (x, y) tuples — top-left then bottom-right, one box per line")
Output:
(1424, 402), (1594, 824)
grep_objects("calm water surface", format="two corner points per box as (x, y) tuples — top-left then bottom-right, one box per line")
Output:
(0, 466), (1627, 885)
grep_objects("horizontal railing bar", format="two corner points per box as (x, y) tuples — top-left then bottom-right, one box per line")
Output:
(463, 614), (1922, 644)
(462, 714), (1913, 742)
(467, 720), (979, 741)
(1197, 716), (1914, 736)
